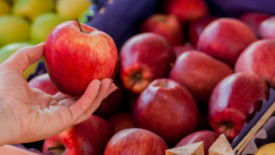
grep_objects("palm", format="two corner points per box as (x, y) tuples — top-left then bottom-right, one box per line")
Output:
(0, 43), (117, 145)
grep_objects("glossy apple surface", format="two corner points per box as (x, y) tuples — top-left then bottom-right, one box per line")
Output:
(209, 73), (268, 141)
(176, 130), (219, 155)
(120, 33), (176, 94)
(134, 78), (198, 146)
(235, 39), (275, 88)
(28, 73), (58, 95)
(197, 18), (257, 66)
(173, 45), (195, 57)
(140, 14), (183, 46)
(169, 51), (233, 107)
(259, 16), (275, 39)
(45, 21), (117, 97)
(43, 115), (113, 155)
(104, 128), (168, 155)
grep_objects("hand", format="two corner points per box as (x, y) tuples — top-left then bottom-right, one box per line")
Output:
(0, 43), (117, 146)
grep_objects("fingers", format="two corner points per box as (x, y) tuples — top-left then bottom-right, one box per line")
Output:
(53, 92), (71, 102)
(2, 43), (45, 73)
(73, 79), (117, 124)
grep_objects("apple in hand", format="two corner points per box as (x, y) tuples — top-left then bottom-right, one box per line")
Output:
(209, 73), (268, 141)
(169, 51), (233, 107)
(173, 45), (195, 57)
(140, 14), (183, 46)
(197, 18), (257, 66)
(94, 81), (124, 118)
(45, 20), (117, 97)
(259, 16), (275, 39)
(235, 39), (275, 88)
(28, 73), (58, 95)
(43, 115), (113, 155)
(163, 0), (208, 23)
(134, 79), (199, 146)
(240, 12), (270, 37)
(189, 16), (216, 47)
(120, 33), (176, 94)
(30, 13), (68, 44)
(104, 128), (168, 155)
(176, 130), (219, 155)
(107, 113), (134, 134)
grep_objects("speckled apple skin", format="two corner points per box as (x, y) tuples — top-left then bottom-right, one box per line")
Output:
(45, 21), (117, 97)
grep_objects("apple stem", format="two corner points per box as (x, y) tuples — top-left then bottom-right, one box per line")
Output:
(47, 146), (65, 152)
(75, 18), (83, 32)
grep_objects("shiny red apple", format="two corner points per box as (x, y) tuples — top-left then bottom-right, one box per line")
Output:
(107, 113), (134, 134)
(43, 115), (113, 155)
(209, 73), (268, 141)
(173, 45), (195, 57)
(120, 33), (176, 94)
(28, 73), (58, 95)
(259, 16), (275, 39)
(197, 18), (257, 66)
(235, 39), (275, 88)
(169, 51), (233, 107)
(163, 0), (208, 23)
(176, 130), (219, 155)
(140, 14), (183, 46)
(45, 20), (117, 97)
(134, 78), (199, 146)
(189, 16), (216, 47)
(240, 12), (270, 37)
(94, 81), (124, 118)
(104, 128), (168, 155)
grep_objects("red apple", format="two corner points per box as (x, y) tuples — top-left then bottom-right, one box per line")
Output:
(140, 14), (183, 46)
(104, 128), (168, 155)
(197, 18), (257, 66)
(189, 16), (217, 47)
(120, 33), (176, 94)
(45, 20), (117, 97)
(110, 55), (120, 79)
(235, 39), (275, 88)
(163, 0), (208, 23)
(107, 113), (134, 134)
(43, 115), (113, 155)
(209, 73), (268, 141)
(169, 51), (233, 107)
(259, 16), (275, 39)
(240, 12), (270, 37)
(134, 78), (199, 146)
(28, 73), (58, 95)
(176, 130), (219, 155)
(173, 44), (195, 57)
(94, 81), (124, 118)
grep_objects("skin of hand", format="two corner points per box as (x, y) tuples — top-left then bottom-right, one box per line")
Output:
(0, 43), (117, 146)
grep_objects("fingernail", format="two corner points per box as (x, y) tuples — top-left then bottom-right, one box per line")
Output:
(110, 79), (113, 86)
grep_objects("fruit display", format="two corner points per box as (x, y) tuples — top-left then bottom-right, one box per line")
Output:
(2, 0), (275, 154)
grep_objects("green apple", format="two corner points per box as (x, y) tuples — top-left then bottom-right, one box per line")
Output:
(56, 0), (91, 20)
(0, 0), (10, 16)
(30, 13), (68, 44)
(0, 42), (41, 80)
(12, 0), (55, 21)
(0, 15), (30, 47)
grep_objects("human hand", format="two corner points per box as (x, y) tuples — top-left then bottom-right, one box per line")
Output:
(0, 43), (117, 146)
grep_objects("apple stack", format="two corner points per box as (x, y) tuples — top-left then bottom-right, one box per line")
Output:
(3, 0), (275, 154)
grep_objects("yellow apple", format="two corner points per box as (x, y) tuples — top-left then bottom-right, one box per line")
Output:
(255, 143), (275, 155)
(0, 0), (10, 16)
(30, 13), (68, 44)
(56, 0), (92, 20)
(12, 0), (55, 21)
(0, 42), (41, 80)
(0, 15), (30, 47)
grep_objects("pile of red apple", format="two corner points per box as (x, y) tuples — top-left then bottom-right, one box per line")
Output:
(26, 0), (275, 154)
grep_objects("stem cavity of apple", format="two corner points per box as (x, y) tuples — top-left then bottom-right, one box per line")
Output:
(75, 18), (83, 33)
